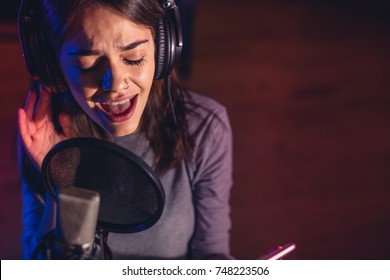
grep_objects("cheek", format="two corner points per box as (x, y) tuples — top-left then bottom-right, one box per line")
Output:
(61, 63), (83, 92)
(68, 70), (93, 90)
(60, 55), (98, 92)
(62, 68), (96, 100)
(134, 47), (155, 86)
(61, 71), (95, 113)
(70, 89), (96, 114)
(137, 61), (155, 88)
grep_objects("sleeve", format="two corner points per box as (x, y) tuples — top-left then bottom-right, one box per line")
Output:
(21, 178), (45, 259)
(189, 106), (234, 259)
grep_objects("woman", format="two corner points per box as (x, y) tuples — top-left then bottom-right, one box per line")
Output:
(17, 0), (233, 259)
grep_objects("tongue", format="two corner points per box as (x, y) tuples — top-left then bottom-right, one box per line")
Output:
(101, 100), (131, 115)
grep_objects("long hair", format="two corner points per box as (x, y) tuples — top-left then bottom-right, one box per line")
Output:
(20, 0), (194, 195)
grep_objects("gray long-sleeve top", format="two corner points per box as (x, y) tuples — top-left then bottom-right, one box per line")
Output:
(21, 91), (233, 259)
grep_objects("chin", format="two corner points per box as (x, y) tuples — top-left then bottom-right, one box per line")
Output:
(110, 122), (140, 137)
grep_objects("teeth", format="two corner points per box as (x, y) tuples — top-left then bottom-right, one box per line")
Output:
(102, 98), (131, 106)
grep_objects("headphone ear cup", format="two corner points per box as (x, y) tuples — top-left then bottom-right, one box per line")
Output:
(154, 1), (183, 80)
(154, 19), (167, 80)
(30, 29), (68, 93)
(18, 0), (68, 93)
(32, 31), (68, 93)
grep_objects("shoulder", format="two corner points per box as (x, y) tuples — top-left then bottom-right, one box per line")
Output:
(184, 91), (227, 116)
(183, 91), (231, 136)
(182, 91), (232, 172)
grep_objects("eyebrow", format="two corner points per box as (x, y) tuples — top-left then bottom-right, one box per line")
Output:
(118, 39), (149, 51)
(68, 39), (149, 56)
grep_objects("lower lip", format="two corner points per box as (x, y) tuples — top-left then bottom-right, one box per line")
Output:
(99, 95), (138, 122)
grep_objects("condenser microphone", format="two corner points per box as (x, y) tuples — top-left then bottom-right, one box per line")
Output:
(53, 187), (100, 259)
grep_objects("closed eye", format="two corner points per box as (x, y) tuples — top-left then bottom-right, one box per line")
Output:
(78, 57), (145, 75)
(79, 60), (102, 74)
(123, 57), (145, 67)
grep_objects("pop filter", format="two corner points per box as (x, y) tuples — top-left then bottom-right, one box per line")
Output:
(41, 137), (165, 234)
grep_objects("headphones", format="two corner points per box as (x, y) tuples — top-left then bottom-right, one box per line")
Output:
(17, 0), (183, 93)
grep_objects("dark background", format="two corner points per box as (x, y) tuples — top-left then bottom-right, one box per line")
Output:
(0, 1), (19, 21)
(1, 0), (390, 259)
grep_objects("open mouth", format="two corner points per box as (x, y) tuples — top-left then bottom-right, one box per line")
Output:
(96, 95), (138, 122)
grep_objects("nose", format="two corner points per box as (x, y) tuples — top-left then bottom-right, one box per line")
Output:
(102, 67), (129, 92)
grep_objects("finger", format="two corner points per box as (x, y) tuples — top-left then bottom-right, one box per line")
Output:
(24, 90), (37, 121)
(17, 108), (32, 148)
(58, 113), (75, 138)
(34, 86), (53, 124)
(22, 90), (39, 137)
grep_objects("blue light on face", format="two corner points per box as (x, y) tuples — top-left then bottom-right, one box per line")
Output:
(102, 68), (112, 91)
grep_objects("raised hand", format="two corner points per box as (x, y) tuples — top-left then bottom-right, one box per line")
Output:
(17, 86), (70, 170)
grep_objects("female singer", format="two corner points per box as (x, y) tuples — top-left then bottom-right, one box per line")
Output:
(17, 0), (233, 259)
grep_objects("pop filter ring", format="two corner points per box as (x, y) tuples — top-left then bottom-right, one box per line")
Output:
(41, 137), (165, 233)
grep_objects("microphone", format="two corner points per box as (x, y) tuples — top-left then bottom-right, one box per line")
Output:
(32, 187), (101, 259)
(53, 187), (100, 259)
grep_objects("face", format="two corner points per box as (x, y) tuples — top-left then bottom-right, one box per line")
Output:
(59, 6), (155, 136)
